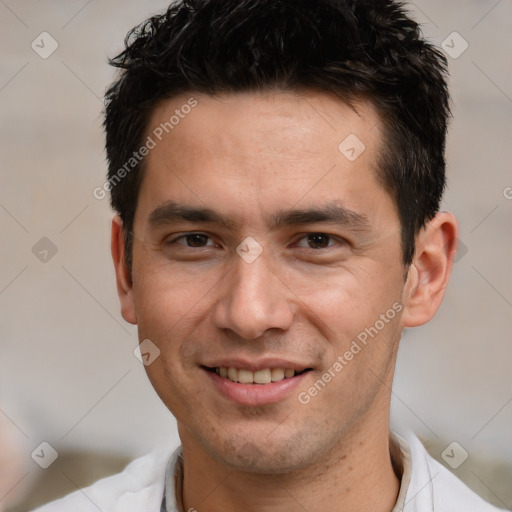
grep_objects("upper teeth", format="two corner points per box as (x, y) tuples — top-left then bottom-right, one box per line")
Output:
(216, 367), (296, 384)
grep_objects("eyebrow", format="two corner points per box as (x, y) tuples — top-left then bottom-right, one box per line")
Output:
(270, 203), (371, 232)
(148, 201), (235, 229)
(147, 200), (371, 232)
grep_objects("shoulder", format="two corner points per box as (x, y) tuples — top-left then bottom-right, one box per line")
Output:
(402, 433), (506, 512)
(31, 446), (179, 512)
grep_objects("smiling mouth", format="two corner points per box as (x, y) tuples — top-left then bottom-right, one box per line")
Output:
(204, 366), (312, 384)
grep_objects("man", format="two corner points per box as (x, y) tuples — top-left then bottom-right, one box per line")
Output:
(34, 0), (505, 511)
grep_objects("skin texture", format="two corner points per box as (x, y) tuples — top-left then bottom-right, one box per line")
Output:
(112, 90), (458, 512)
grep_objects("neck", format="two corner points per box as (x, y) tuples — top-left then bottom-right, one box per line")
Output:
(179, 415), (400, 512)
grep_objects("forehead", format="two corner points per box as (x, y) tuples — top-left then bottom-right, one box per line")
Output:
(137, 90), (392, 226)
(146, 89), (381, 160)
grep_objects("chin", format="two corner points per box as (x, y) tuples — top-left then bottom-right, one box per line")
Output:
(203, 432), (322, 475)
(226, 449), (309, 474)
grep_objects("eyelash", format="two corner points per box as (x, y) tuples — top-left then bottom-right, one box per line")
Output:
(294, 233), (341, 249)
(167, 233), (217, 248)
(166, 232), (346, 250)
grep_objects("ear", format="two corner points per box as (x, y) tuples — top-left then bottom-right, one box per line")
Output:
(401, 212), (459, 327)
(111, 216), (137, 325)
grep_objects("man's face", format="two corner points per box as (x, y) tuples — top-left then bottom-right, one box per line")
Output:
(127, 91), (407, 472)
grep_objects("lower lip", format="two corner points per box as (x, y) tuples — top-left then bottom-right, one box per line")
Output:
(204, 369), (310, 407)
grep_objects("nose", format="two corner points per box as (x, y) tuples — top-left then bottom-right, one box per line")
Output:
(213, 253), (294, 340)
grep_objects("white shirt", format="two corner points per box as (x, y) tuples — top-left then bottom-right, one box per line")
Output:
(32, 433), (505, 512)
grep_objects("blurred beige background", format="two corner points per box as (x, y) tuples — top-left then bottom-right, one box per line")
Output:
(1, 0), (511, 510)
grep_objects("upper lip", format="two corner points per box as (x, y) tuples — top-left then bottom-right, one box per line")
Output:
(202, 358), (312, 372)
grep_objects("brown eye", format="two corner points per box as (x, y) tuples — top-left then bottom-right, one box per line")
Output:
(306, 233), (332, 249)
(184, 234), (210, 247)
(169, 233), (214, 248)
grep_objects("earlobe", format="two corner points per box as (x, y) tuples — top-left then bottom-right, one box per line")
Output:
(111, 216), (137, 325)
(401, 212), (458, 328)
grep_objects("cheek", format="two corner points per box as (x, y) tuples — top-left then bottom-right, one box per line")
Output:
(289, 264), (393, 332)
(131, 260), (225, 380)
(132, 258), (215, 328)
(290, 266), (404, 385)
